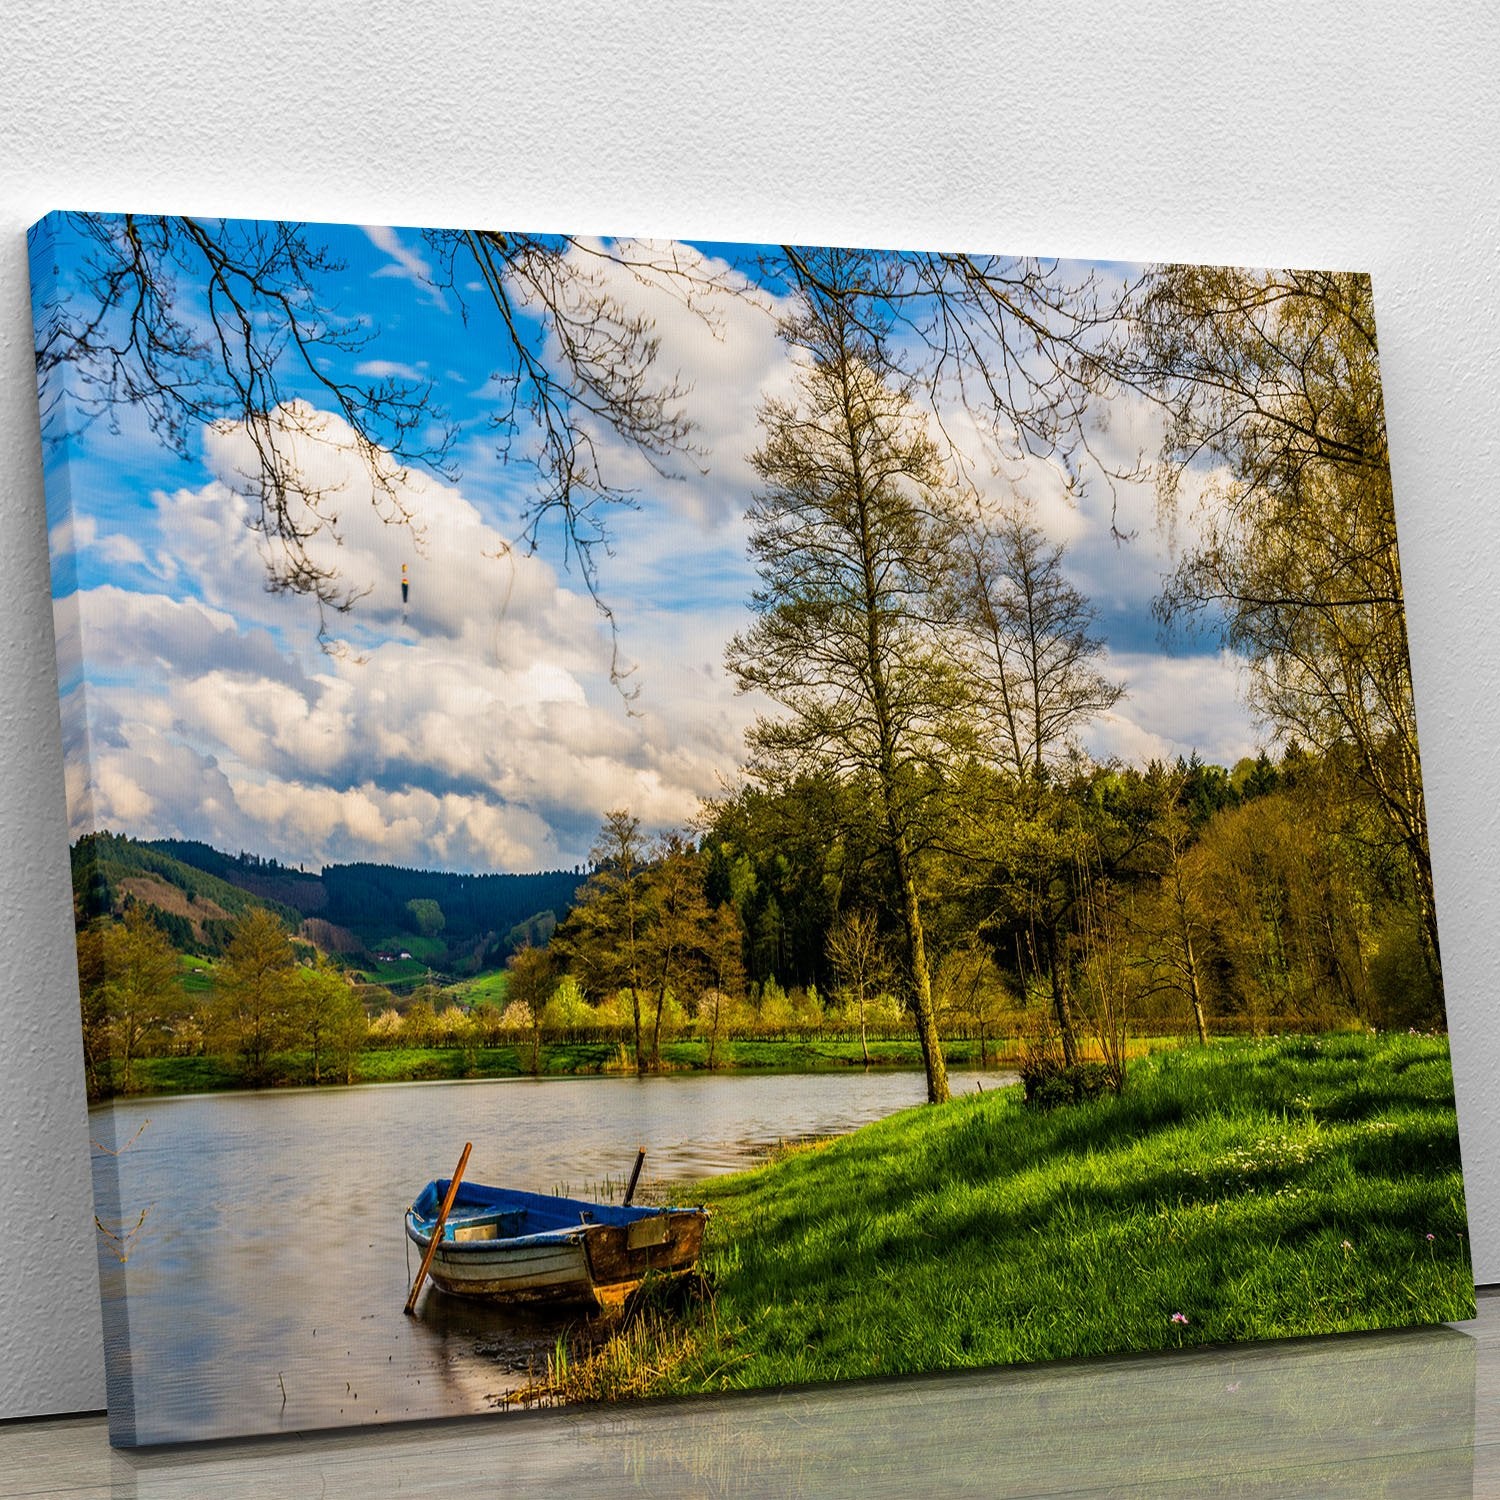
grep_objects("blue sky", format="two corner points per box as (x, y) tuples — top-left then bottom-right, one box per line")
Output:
(38, 216), (1262, 873)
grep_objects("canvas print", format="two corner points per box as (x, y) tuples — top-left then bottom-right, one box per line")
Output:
(29, 213), (1474, 1446)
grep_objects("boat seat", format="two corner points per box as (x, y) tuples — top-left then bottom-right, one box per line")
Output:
(444, 1209), (528, 1242)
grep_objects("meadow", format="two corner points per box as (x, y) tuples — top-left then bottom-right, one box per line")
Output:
(533, 1033), (1474, 1401)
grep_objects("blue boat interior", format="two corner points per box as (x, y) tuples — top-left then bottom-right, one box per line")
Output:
(407, 1180), (682, 1246)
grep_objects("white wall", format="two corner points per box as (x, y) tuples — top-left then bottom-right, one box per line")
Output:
(2, 1), (1497, 1421)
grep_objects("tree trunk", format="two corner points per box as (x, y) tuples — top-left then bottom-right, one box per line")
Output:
(625, 883), (647, 1075)
(1171, 873), (1209, 1046)
(651, 983), (668, 1071)
(1411, 842), (1444, 995)
(1044, 924), (1079, 1066)
(630, 989), (646, 1075)
(119, 1026), (135, 1094)
(1185, 934), (1209, 1046)
(893, 833), (949, 1104)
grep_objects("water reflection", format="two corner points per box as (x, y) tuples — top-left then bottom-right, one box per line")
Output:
(96, 1069), (1005, 1443)
(96, 1317), (1478, 1498)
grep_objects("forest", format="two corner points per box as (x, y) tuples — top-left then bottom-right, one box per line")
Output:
(70, 732), (1439, 1104)
(56, 235), (1438, 1113)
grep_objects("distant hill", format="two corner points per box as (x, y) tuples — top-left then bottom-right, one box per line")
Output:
(128, 838), (584, 966)
(146, 840), (328, 914)
(317, 862), (582, 946)
(72, 833), (303, 954)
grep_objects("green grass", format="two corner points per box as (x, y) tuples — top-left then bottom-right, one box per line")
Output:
(176, 954), (215, 995)
(353, 1045), (529, 1082)
(354, 957), (433, 986)
(126, 1054), (244, 1093)
(538, 1034), (1474, 1402)
(660, 1035), (1171, 1073)
(459, 970), (511, 1006)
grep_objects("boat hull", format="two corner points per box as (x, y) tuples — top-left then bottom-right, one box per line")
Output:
(405, 1180), (709, 1310)
(424, 1237), (596, 1303)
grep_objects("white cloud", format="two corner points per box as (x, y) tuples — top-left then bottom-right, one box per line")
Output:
(64, 406), (762, 871)
(530, 241), (797, 536)
(56, 243), (1271, 875)
(58, 584), (299, 687)
(352, 359), (429, 382)
(48, 513), (149, 570)
(361, 225), (449, 311)
(1081, 648), (1263, 768)
(48, 513), (95, 556)
(175, 405), (602, 663)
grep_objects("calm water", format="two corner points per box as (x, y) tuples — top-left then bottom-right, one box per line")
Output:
(93, 1067), (1012, 1443)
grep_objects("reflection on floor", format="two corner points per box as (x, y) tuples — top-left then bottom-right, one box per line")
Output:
(3, 1289), (1495, 1499)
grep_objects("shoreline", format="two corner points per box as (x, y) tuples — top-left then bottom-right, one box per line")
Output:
(89, 1034), (1103, 1102)
(523, 1033), (1473, 1406)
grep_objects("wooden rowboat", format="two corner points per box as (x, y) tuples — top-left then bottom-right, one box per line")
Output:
(404, 1179), (709, 1311)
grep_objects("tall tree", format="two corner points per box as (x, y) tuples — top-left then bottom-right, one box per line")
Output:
(726, 249), (971, 1104)
(953, 511), (1123, 1064)
(506, 943), (557, 1076)
(958, 508), (1124, 782)
(1137, 767), (1213, 1045)
(701, 903), (748, 1071)
(210, 907), (296, 1085)
(73, 922), (111, 1101)
(932, 939), (1009, 1065)
(1072, 866), (1133, 1094)
(639, 835), (713, 1071)
(1126, 267), (1438, 986)
(827, 908), (887, 1067)
(291, 957), (367, 1084)
(96, 908), (184, 1093)
(552, 810), (650, 1072)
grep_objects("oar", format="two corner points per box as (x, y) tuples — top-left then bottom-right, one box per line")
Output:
(622, 1146), (646, 1206)
(404, 1141), (472, 1316)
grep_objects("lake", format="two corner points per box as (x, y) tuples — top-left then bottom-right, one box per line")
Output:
(92, 1067), (1013, 1443)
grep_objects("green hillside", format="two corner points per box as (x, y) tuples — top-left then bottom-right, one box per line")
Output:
(76, 833), (582, 974)
(146, 839), (580, 944)
(144, 839), (327, 913)
(72, 832), (302, 954)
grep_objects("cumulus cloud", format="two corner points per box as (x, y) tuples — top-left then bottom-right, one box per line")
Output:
(173, 406), (603, 663)
(64, 404), (760, 871)
(1081, 649), (1263, 769)
(56, 241), (1266, 875)
(528, 241), (796, 536)
(59, 585), (303, 688)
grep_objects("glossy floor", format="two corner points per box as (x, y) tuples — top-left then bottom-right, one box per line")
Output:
(4, 1289), (1496, 1498)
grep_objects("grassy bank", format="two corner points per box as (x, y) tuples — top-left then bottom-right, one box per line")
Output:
(532, 1033), (1473, 1402)
(107, 1035), (1172, 1097)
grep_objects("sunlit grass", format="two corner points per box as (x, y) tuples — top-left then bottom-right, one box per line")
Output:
(539, 1034), (1473, 1401)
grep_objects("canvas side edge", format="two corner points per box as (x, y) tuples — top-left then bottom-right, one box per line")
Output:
(27, 211), (138, 1447)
